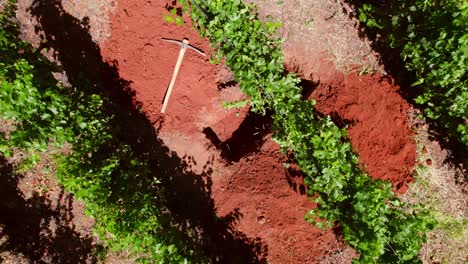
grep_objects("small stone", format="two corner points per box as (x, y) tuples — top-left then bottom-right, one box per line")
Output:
(422, 146), (428, 154)
(257, 216), (267, 225)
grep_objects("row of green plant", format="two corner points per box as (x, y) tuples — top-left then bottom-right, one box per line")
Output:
(0, 1), (193, 262)
(185, 0), (432, 262)
(355, 0), (468, 146)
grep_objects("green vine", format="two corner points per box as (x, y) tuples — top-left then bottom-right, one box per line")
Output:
(355, 0), (468, 146)
(0, 1), (191, 262)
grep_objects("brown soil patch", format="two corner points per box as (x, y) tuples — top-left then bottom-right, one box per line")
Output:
(17, 0), (116, 45)
(249, 0), (384, 75)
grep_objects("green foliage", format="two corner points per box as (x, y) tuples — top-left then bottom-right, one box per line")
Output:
(0, 2), (191, 263)
(163, 13), (175, 23)
(0, 1), (76, 155)
(164, 0), (189, 26)
(222, 99), (248, 109)
(164, 9), (185, 26)
(186, 0), (433, 262)
(355, 0), (468, 146)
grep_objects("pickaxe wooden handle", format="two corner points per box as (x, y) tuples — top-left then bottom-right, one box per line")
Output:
(160, 38), (205, 114)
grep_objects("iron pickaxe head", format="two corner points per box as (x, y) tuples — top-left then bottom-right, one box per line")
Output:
(161, 38), (206, 57)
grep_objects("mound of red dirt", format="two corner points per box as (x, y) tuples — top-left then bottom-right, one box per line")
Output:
(310, 74), (416, 193)
(214, 139), (349, 263)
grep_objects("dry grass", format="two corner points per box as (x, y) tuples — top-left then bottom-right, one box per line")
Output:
(61, 0), (117, 43)
(104, 250), (136, 264)
(313, 0), (382, 74)
(402, 125), (468, 264)
(0, 242), (29, 264)
(249, 0), (384, 74)
(319, 240), (357, 264)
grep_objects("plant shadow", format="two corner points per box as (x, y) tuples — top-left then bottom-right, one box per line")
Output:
(203, 111), (271, 163)
(0, 155), (101, 263)
(27, 0), (268, 262)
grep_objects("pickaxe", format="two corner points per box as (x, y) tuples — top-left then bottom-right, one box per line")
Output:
(160, 38), (206, 113)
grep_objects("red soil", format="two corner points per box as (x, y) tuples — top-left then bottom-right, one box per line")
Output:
(100, 0), (416, 262)
(285, 51), (417, 194)
(310, 74), (416, 194)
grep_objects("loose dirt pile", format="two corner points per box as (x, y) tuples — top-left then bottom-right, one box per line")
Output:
(310, 74), (416, 193)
